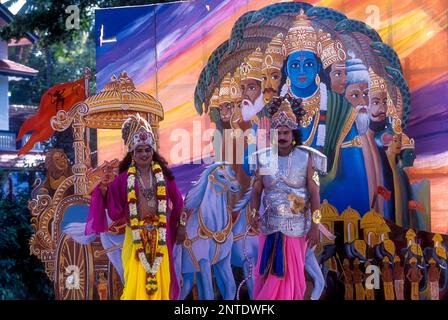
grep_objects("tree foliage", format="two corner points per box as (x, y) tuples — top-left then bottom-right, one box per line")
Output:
(0, 192), (54, 299)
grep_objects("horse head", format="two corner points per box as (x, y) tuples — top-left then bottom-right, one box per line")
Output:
(208, 163), (240, 195)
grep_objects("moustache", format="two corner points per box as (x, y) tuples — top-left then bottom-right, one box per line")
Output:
(356, 105), (370, 113)
(262, 87), (277, 94)
(242, 99), (252, 106)
(372, 111), (386, 118)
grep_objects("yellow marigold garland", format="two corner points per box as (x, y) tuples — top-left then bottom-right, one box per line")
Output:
(127, 161), (167, 296)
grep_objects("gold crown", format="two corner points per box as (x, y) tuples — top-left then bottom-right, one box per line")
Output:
(230, 68), (242, 103)
(218, 73), (232, 105)
(401, 133), (415, 150)
(284, 9), (318, 55)
(262, 33), (286, 71)
(383, 256), (390, 263)
(409, 257), (417, 263)
(240, 48), (263, 81)
(209, 88), (220, 110)
(394, 255), (401, 263)
(369, 67), (387, 94)
(318, 29), (347, 69)
(271, 99), (298, 129)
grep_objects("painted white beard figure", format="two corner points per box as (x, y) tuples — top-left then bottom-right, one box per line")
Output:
(355, 105), (370, 136)
(241, 94), (265, 121)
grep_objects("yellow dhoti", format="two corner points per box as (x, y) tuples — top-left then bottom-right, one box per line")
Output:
(345, 284), (354, 300)
(411, 282), (419, 300)
(355, 283), (365, 300)
(365, 288), (375, 300)
(121, 226), (171, 300)
(383, 281), (395, 300)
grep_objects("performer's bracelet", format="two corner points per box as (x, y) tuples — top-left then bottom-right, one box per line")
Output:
(312, 209), (322, 224)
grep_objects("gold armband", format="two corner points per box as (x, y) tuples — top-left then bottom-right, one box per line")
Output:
(312, 209), (322, 224)
(312, 171), (320, 187)
(179, 210), (188, 227)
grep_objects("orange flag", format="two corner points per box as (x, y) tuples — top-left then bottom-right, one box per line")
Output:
(409, 200), (425, 211)
(377, 186), (392, 200)
(16, 77), (86, 156)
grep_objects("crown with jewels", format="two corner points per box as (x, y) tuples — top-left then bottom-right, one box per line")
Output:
(230, 68), (242, 103)
(369, 67), (387, 94)
(240, 47), (263, 81)
(208, 87), (220, 110)
(218, 73), (232, 105)
(401, 133), (415, 150)
(284, 10), (319, 56)
(270, 99), (298, 130)
(262, 33), (287, 71)
(122, 113), (156, 152)
(318, 29), (347, 69)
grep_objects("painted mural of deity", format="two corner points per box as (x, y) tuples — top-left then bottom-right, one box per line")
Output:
(194, 1), (425, 230)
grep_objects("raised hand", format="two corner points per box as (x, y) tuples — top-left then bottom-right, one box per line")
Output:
(256, 117), (271, 148)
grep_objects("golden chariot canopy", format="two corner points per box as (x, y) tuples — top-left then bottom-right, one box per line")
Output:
(83, 71), (164, 130)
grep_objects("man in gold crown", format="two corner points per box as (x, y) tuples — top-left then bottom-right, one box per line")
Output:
(319, 29), (347, 95)
(237, 47), (265, 126)
(368, 68), (389, 133)
(280, 10), (370, 217)
(212, 73), (237, 167)
(364, 67), (390, 214)
(217, 70), (251, 206)
(217, 73), (235, 127)
(261, 33), (286, 104)
(86, 114), (185, 300)
(230, 48), (268, 199)
(249, 97), (329, 300)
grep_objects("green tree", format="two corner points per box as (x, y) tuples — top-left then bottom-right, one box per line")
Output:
(0, 192), (54, 299)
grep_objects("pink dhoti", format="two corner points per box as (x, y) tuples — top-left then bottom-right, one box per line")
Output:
(254, 233), (308, 300)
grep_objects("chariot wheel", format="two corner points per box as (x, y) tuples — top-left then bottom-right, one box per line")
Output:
(55, 234), (94, 300)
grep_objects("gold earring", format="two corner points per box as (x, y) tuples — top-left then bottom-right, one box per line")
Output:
(315, 74), (320, 85)
(286, 77), (292, 93)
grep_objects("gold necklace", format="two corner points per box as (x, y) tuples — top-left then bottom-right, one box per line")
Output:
(300, 88), (321, 128)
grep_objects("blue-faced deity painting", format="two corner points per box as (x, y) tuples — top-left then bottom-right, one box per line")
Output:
(28, 0), (448, 301)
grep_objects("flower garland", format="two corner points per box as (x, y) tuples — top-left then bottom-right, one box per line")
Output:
(127, 161), (167, 296)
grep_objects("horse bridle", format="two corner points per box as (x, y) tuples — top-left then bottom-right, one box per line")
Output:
(208, 165), (236, 195)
